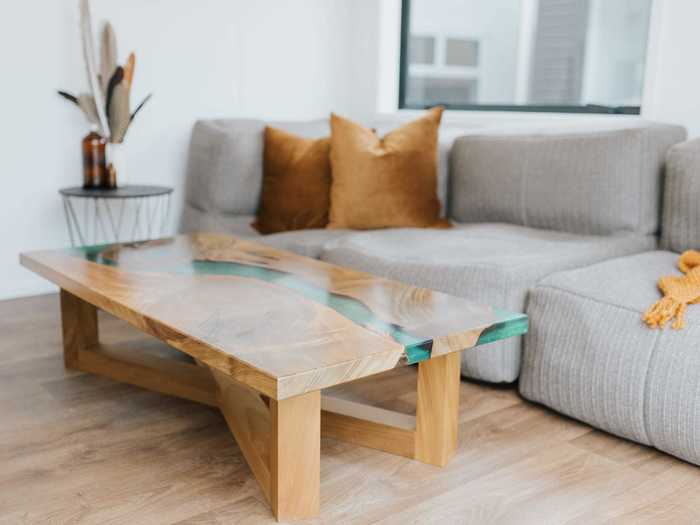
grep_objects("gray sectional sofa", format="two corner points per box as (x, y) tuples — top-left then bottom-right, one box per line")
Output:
(181, 116), (697, 463)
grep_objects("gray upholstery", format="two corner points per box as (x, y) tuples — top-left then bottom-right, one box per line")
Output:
(661, 137), (700, 253)
(180, 204), (259, 237)
(256, 229), (351, 258)
(181, 204), (350, 258)
(183, 119), (330, 220)
(321, 223), (655, 382)
(520, 251), (700, 465)
(450, 124), (686, 235)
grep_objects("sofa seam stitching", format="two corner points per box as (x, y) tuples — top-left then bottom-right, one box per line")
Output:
(520, 155), (528, 228)
(641, 331), (662, 447)
(330, 236), (651, 276)
(638, 127), (646, 235)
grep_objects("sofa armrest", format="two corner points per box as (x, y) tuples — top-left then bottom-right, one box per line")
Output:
(661, 137), (700, 252)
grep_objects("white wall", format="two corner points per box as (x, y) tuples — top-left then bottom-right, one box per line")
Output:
(0, 0), (379, 300)
(642, 0), (700, 138)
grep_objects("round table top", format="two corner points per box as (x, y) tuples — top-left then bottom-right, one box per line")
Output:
(59, 185), (174, 199)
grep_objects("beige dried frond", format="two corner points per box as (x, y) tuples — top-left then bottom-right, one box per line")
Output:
(77, 93), (100, 126)
(109, 82), (131, 143)
(100, 22), (118, 95)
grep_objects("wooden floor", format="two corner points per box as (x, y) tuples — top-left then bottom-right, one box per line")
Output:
(2, 294), (700, 524)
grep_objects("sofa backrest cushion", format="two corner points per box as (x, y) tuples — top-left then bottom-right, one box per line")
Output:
(661, 138), (700, 253)
(184, 119), (329, 216)
(185, 117), (469, 220)
(373, 124), (469, 217)
(449, 123), (686, 236)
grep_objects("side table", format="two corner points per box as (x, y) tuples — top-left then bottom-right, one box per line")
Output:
(59, 185), (173, 247)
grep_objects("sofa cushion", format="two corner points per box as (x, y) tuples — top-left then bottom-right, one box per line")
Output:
(371, 120), (465, 218)
(450, 123), (686, 236)
(184, 117), (468, 225)
(520, 251), (700, 465)
(180, 204), (350, 258)
(180, 204), (259, 238)
(661, 138), (700, 253)
(256, 229), (352, 259)
(328, 109), (444, 230)
(184, 119), (329, 217)
(253, 127), (331, 234)
(321, 223), (655, 382)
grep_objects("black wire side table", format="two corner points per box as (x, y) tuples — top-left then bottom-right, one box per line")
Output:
(59, 185), (173, 247)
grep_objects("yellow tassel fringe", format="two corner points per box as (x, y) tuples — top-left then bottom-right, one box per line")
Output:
(643, 250), (700, 330)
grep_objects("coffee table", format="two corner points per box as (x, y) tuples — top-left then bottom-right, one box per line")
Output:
(20, 233), (527, 521)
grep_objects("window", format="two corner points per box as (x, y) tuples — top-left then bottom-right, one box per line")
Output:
(399, 0), (653, 114)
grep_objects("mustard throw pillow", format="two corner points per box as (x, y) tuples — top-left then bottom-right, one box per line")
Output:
(328, 107), (447, 230)
(253, 126), (331, 234)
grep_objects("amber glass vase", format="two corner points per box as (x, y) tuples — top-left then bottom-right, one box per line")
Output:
(82, 130), (106, 189)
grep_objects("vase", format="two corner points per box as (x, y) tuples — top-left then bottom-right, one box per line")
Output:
(105, 142), (127, 189)
(81, 130), (106, 189)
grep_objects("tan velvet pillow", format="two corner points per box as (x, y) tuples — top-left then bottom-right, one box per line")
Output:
(253, 127), (331, 234)
(328, 107), (447, 230)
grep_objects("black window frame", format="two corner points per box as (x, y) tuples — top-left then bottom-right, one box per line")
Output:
(398, 0), (642, 115)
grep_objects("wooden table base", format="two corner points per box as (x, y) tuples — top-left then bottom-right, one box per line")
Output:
(60, 289), (462, 521)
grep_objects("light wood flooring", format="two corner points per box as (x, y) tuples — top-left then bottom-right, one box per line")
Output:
(2, 293), (700, 524)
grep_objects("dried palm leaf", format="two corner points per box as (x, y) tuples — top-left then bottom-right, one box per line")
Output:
(109, 82), (131, 143)
(100, 22), (118, 95)
(57, 90), (79, 104)
(58, 90), (100, 127)
(124, 52), (136, 88)
(130, 93), (152, 123)
(79, 0), (110, 137)
(77, 93), (100, 126)
(105, 66), (124, 117)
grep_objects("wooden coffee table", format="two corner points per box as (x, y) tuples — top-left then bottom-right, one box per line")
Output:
(21, 233), (527, 521)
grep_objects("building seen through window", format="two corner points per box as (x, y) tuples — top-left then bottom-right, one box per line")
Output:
(401, 0), (652, 113)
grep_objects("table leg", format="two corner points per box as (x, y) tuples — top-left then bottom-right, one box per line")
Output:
(270, 392), (321, 520)
(212, 368), (320, 522)
(414, 351), (461, 466)
(60, 289), (98, 369)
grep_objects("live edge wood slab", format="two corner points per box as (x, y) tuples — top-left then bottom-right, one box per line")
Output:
(20, 233), (527, 521)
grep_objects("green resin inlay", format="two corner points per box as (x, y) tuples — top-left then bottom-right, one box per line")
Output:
(476, 308), (529, 346)
(70, 244), (527, 364)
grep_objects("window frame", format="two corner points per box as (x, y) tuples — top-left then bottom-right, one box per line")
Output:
(397, 0), (642, 115)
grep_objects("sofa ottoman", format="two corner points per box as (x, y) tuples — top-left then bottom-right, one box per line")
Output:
(520, 250), (700, 464)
